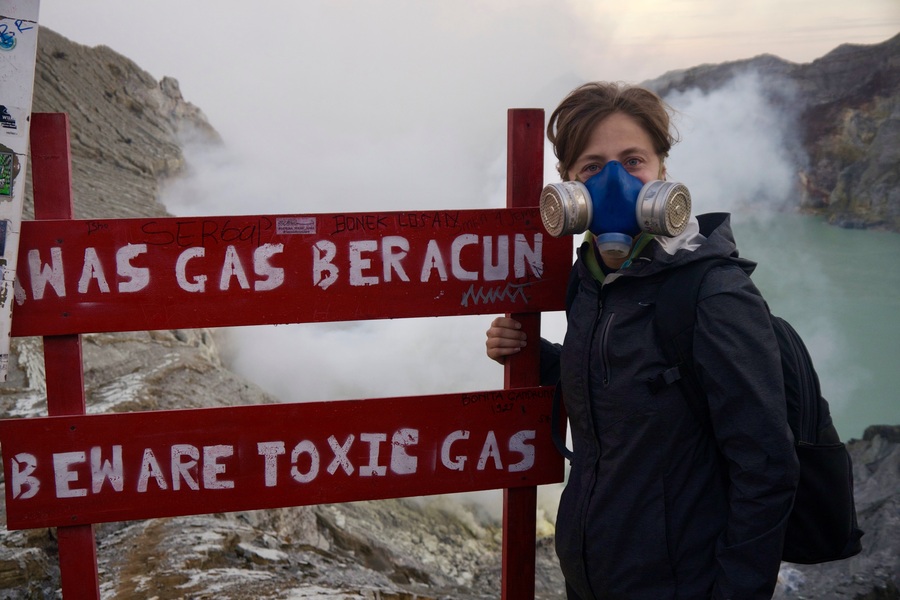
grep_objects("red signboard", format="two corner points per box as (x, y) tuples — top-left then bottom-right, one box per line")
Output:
(0, 387), (563, 530)
(6, 110), (556, 600)
(10, 209), (572, 337)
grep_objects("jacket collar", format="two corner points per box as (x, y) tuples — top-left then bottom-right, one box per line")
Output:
(575, 212), (757, 284)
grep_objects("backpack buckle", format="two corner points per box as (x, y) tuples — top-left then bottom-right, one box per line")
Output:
(647, 365), (683, 394)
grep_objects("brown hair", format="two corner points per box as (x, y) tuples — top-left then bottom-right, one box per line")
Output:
(547, 82), (678, 180)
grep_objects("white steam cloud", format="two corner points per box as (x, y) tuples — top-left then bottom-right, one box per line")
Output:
(663, 71), (800, 215)
(160, 24), (868, 518)
(661, 72), (860, 415)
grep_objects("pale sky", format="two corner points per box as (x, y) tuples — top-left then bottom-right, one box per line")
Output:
(35, 0), (900, 215)
(40, 1), (899, 95)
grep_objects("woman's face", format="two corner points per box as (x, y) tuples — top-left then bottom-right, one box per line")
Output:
(566, 111), (664, 184)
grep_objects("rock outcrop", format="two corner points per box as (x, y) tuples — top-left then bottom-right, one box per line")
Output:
(645, 33), (900, 231)
(24, 27), (220, 221)
(0, 26), (897, 600)
(774, 426), (900, 600)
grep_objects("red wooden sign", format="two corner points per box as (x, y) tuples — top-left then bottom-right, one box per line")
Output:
(10, 209), (571, 337)
(0, 386), (562, 530)
(5, 110), (556, 599)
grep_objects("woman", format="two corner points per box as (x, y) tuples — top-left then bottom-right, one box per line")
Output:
(486, 82), (799, 599)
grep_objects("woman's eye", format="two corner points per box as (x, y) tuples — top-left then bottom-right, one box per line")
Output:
(582, 164), (600, 175)
(624, 158), (641, 168)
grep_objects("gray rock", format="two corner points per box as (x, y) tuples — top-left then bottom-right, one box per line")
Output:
(773, 426), (900, 600)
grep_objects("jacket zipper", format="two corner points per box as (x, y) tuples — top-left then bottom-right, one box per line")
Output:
(576, 287), (603, 597)
(599, 312), (615, 387)
(582, 288), (604, 443)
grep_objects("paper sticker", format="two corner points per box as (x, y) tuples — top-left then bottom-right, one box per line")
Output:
(0, 150), (15, 197)
(276, 217), (316, 235)
(0, 106), (24, 138)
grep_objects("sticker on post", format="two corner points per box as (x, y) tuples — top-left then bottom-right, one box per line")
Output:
(0, 106), (24, 137)
(276, 217), (316, 235)
(0, 149), (16, 197)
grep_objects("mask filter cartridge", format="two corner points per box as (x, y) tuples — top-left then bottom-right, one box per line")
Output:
(539, 161), (691, 257)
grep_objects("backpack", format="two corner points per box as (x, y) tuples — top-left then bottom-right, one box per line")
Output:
(650, 257), (864, 564)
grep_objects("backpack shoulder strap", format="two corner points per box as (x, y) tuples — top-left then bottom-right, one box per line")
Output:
(551, 382), (574, 461)
(552, 251), (600, 461)
(651, 258), (733, 428)
(564, 261), (579, 317)
(552, 264), (580, 462)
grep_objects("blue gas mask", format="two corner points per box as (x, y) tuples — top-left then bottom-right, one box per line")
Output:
(539, 161), (692, 257)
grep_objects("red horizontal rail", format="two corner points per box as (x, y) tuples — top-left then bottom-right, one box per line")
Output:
(0, 387), (563, 530)
(11, 209), (570, 336)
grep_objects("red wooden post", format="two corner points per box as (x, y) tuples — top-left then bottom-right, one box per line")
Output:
(30, 113), (101, 599)
(501, 108), (544, 599)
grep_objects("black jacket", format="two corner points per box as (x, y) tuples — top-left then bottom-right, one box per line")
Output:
(545, 214), (799, 600)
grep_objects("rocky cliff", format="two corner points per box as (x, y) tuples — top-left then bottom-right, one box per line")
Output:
(645, 32), (900, 231)
(23, 28), (219, 221)
(0, 26), (897, 600)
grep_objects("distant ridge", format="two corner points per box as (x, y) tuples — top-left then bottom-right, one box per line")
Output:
(644, 33), (900, 231)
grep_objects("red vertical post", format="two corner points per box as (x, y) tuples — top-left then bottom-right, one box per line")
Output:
(30, 113), (101, 599)
(501, 108), (544, 600)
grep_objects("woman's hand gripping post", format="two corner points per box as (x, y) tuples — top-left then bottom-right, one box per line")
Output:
(485, 316), (527, 365)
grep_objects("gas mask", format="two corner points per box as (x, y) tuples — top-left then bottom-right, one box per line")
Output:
(539, 161), (692, 257)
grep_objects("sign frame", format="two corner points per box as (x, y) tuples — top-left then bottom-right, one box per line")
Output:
(0, 109), (565, 599)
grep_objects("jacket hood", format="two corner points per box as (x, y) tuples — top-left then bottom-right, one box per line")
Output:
(600, 212), (757, 284)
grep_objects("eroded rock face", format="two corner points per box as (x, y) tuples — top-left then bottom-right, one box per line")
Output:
(24, 27), (220, 221)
